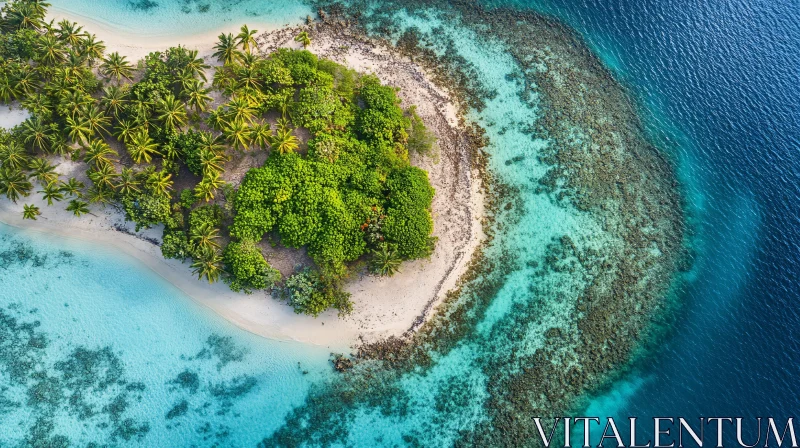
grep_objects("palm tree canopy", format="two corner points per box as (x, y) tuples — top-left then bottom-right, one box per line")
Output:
(28, 157), (59, 186)
(22, 204), (41, 220)
(39, 181), (65, 206)
(294, 31), (311, 48)
(66, 199), (90, 216)
(157, 94), (188, 131)
(83, 139), (118, 168)
(0, 167), (33, 203)
(59, 177), (85, 197)
(212, 33), (242, 66)
(127, 129), (160, 164)
(191, 248), (222, 283)
(236, 25), (258, 54)
(100, 52), (134, 82)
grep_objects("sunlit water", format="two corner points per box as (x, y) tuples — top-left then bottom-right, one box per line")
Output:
(2, 0), (796, 445)
(518, 0), (800, 439)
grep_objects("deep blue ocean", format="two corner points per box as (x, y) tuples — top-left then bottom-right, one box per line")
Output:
(514, 0), (800, 434)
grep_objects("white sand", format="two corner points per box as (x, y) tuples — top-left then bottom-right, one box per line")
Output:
(0, 103), (29, 129)
(0, 21), (485, 350)
(45, 6), (286, 61)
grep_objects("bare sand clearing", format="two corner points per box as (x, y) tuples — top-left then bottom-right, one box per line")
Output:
(0, 19), (484, 350)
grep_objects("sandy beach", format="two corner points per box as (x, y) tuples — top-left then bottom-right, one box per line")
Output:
(0, 17), (485, 350)
(44, 5), (289, 61)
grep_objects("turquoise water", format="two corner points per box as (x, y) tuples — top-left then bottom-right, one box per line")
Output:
(0, 223), (331, 445)
(8, 0), (793, 444)
(45, 0), (311, 37)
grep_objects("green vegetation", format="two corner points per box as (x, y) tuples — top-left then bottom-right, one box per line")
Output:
(0, 2), (437, 317)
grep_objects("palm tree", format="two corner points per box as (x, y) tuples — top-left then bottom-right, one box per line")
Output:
(239, 52), (258, 68)
(190, 222), (221, 253)
(175, 69), (196, 93)
(59, 178), (84, 197)
(236, 65), (261, 91)
(28, 158), (58, 186)
(206, 107), (227, 131)
(194, 172), (224, 202)
(116, 167), (141, 196)
(64, 50), (87, 80)
(28, 0), (52, 17)
(66, 199), (90, 216)
(39, 181), (65, 205)
(277, 92), (293, 120)
(191, 248), (222, 283)
(212, 67), (236, 92)
(100, 52), (134, 83)
(157, 94), (187, 131)
(146, 170), (173, 197)
(198, 148), (225, 176)
(79, 34), (105, 64)
(249, 122), (272, 150)
(86, 185), (114, 206)
(126, 129), (160, 164)
(13, 66), (39, 96)
(294, 31), (311, 49)
(0, 168), (33, 203)
(183, 81), (213, 113)
(0, 143), (30, 170)
(101, 86), (128, 117)
(38, 34), (65, 65)
(227, 95), (256, 124)
(87, 164), (118, 191)
(212, 33), (241, 66)
(236, 25), (258, 54)
(0, 77), (19, 103)
(184, 49), (210, 82)
(59, 90), (92, 118)
(20, 117), (51, 153)
(22, 93), (52, 117)
(160, 142), (180, 161)
(22, 204), (41, 220)
(65, 115), (92, 145)
(224, 120), (252, 151)
(57, 20), (85, 47)
(271, 122), (299, 154)
(81, 104), (112, 138)
(83, 140), (118, 169)
(48, 133), (70, 157)
(114, 120), (137, 145)
(198, 132), (225, 155)
(6, 2), (45, 30)
(369, 243), (402, 276)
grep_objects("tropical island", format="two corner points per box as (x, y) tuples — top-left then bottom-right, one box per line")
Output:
(0, 0), (482, 337)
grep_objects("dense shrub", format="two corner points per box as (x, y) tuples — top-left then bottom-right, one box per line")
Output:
(282, 268), (352, 317)
(223, 240), (280, 293)
(406, 107), (437, 155)
(164, 130), (207, 176)
(123, 193), (172, 231)
(161, 229), (191, 260)
(189, 204), (224, 229)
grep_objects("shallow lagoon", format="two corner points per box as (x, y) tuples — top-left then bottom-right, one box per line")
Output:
(0, 223), (331, 445)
